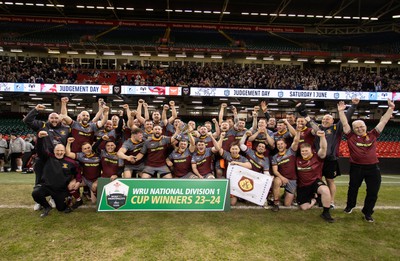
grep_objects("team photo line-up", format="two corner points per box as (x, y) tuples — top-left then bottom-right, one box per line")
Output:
(18, 95), (395, 223)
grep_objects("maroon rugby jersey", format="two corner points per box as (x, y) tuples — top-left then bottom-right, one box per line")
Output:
(100, 150), (122, 178)
(346, 128), (379, 165)
(251, 129), (274, 157)
(296, 153), (323, 187)
(191, 148), (214, 176)
(71, 121), (99, 152)
(121, 138), (144, 166)
(168, 149), (193, 177)
(76, 152), (101, 181)
(140, 136), (171, 167)
(298, 127), (315, 149)
(271, 148), (297, 180)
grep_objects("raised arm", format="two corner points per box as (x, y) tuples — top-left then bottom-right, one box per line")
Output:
(239, 131), (251, 151)
(260, 101), (270, 121)
(170, 124), (182, 144)
(376, 99), (395, 132)
(250, 111), (258, 131)
(345, 97), (359, 121)
(188, 131), (196, 153)
(231, 105), (239, 124)
(305, 116), (320, 134)
(168, 100), (178, 125)
(162, 104), (169, 126)
(60, 97), (69, 116)
(291, 129), (301, 152)
(96, 106), (109, 128)
(91, 98), (105, 123)
(212, 132), (222, 153)
(136, 99), (146, 124)
(23, 104), (46, 130)
(212, 118), (221, 138)
(316, 130), (327, 159)
(283, 118), (296, 137)
(65, 137), (77, 159)
(218, 103), (227, 125)
(36, 131), (49, 160)
(337, 101), (351, 134)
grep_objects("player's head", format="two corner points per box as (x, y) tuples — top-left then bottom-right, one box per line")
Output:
(152, 111), (161, 121)
(276, 139), (287, 152)
(276, 120), (287, 132)
(352, 120), (367, 136)
(104, 120), (113, 132)
(54, 144), (66, 159)
(131, 128), (143, 142)
(296, 117), (307, 129)
(300, 143), (312, 159)
(48, 112), (61, 127)
(256, 142), (267, 154)
(81, 142), (92, 155)
(80, 111), (90, 125)
(153, 125), (163, 138)
(105, 140), (116, 153)
(321, 114), (334, 128)
(286, 112), (296, 125)
(196, 140), (206, 152)
(178, 139), (188, 151)
(229, 142), (240, 156)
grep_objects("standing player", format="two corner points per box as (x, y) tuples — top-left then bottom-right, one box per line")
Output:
(133, 125), (180, 179)
(338, 99), (395, 222)
(117, 128), (145, 178)
(312, 98), (359, 209)
(166, 130), (196, 178)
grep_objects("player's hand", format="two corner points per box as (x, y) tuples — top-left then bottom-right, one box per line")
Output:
(221, 103), (227, 108)
(388, 98), (395, 109)
(61, 97), (69, 103)
(316, 130), (325, 137)
(169, 101), (175, 107)
(38, 131), (48, 138)
(337, 101), (346, 112)
(67, 137), (75, 143)
(351, 97), (360, 105)
(35, 104), (46, 111)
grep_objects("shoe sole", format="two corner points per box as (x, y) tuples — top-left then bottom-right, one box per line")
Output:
(344, 208), (353, 214)
(320, 214), (335, 223)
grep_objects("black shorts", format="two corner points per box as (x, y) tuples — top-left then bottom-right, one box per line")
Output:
(297, 179), (326, 205)
(322, 159), (341, 179)
(0, 153), (4, 160)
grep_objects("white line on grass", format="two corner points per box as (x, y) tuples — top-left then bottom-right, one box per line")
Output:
(1, 205), (400, 210)
(381, 175), (400, 179)
(335, 181), (400, 184)
(232, 206), (400, 210)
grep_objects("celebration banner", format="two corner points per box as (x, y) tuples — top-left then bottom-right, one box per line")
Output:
(97, 178), (230, 212)
(226, 165), (273, 206)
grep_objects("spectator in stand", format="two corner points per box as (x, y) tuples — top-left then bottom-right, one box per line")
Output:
(22, 137), (34, 170)
(0, 133), (7, 172)
(338, 99), (395, 222)
(8, 133), (25, 172)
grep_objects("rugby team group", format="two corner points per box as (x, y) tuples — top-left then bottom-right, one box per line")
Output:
(23, 96), (395, 222)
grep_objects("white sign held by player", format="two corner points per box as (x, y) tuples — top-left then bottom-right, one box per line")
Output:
(226, 165), (273, 206)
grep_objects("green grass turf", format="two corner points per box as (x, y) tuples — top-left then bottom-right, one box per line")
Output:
(0, 172), (399, 260)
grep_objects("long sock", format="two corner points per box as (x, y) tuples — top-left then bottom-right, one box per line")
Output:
(323, 207), (330, 214)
